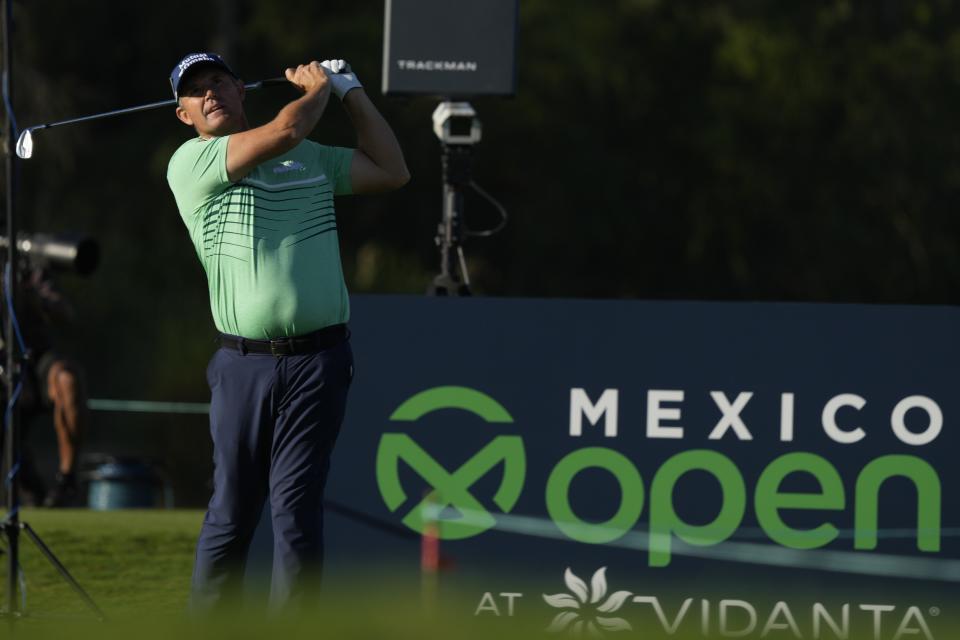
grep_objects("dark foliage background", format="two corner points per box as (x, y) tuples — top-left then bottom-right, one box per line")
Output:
(3, 0), (959, 501)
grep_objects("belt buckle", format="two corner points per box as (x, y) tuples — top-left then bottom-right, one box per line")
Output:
(270, 337), (293, 357)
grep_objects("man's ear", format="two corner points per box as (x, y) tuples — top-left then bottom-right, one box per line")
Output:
(236, 77), (246, 102)
(175, 104), (194, 126)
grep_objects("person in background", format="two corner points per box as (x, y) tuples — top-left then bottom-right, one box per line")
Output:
(14, 266), (88, 508)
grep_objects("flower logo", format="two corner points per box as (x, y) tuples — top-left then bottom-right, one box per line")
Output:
(543, 567), (633, 636)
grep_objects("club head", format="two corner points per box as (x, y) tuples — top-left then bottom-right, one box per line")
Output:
(16, 128), (33, 159)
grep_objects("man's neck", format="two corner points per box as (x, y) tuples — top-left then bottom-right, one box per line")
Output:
(197, 117), (250, 140)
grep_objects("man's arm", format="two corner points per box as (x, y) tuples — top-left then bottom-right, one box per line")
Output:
(226, 62), (331, 182)
(341, 89), (411, 194)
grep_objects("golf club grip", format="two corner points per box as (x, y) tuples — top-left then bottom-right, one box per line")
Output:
(245, 77), (288, 91)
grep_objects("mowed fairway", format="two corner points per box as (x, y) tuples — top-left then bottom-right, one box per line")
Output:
(0, 509), (547, 639)
(0, 509), (200, 615)
(1, 509), (956, 640)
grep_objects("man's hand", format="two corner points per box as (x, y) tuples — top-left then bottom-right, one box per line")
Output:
(224, 61), (331, 182)
(320, 59), (363, 100)
(285, 61), (331, 96)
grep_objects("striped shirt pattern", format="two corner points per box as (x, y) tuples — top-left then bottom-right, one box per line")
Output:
(167, 136), (354, 339)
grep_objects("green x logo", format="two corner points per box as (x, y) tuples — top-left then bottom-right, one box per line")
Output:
(376, 386), (526, 540)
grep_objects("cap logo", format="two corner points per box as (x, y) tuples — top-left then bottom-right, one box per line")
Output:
(179, 53), (216, 73)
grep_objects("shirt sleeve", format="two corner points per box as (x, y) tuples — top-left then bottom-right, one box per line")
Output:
(166, 136), (232, 217)
(312, 144), (354, 197)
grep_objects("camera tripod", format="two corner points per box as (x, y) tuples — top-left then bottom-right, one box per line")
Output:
(1, 0), (102, 620)
(427, 102), (508, 296)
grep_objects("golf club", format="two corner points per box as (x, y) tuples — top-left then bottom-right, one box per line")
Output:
(15, 77), (289, 159)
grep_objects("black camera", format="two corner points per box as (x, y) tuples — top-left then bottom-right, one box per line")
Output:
(433, 102), (482, 146)
(0, 233), (100, 276)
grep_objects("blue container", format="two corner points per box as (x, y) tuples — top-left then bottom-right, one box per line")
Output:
(87, 460), (161, 510)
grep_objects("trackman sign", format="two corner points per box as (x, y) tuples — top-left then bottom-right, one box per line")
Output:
(395, 60), (479, 72)
(375, 386), (943, 566)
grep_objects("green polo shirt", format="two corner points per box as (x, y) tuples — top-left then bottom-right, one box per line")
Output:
(167, 135), (353, 339)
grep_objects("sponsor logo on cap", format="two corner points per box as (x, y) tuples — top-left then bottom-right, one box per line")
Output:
(179, 53), (218, 73)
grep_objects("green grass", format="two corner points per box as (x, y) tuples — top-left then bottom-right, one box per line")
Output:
(0, 509), (550, 639)
(0, 509), (956, 640)
(1, 509), (199, 616)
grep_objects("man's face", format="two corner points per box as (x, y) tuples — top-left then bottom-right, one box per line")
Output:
(174, 66), (246, 138)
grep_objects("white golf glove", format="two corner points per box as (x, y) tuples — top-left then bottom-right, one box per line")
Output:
(320, 59), (362, 100)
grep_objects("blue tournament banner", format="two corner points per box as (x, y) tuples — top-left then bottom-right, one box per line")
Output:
(316, 295), (958, 638)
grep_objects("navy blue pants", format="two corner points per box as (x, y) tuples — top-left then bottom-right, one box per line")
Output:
(191, 337), (353, 608)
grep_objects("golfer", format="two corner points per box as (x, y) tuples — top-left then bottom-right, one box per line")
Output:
(166, 52), (409, 608)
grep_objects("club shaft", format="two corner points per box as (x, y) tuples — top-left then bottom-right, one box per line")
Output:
(28, 77), (288, 133)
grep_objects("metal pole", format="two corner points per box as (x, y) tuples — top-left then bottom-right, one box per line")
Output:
(430, 145), (472, 295)
(2, 0), (20, 617)
(440, 180), (463, 284)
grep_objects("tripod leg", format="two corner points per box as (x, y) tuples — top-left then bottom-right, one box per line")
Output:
(2, 519), (19, 618)
(19, 522), (105, 620)
(455, 246), (472, 294)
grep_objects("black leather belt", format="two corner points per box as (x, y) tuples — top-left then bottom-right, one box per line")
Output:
(218, 324), (349, 356)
